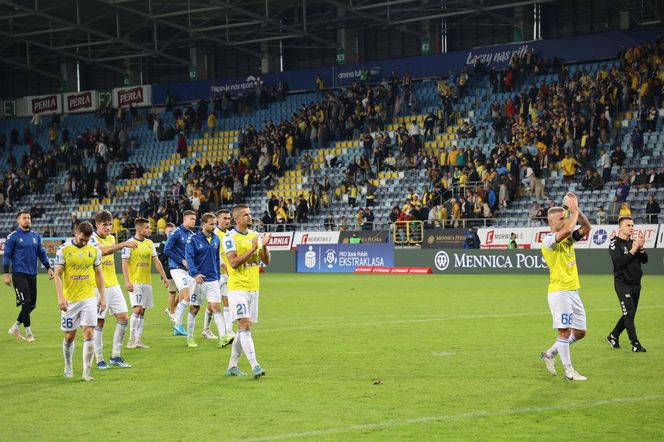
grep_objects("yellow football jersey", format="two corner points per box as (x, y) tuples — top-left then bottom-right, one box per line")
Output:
(222, 229), (261, 291)
(90, 232), (120, 287)
(122, 237), (157, 284)
(214, 227), (230, 275)
(541, 232), (581, 292)
(54, 240), (102, 302)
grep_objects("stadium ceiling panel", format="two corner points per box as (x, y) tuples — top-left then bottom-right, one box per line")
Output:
(0, 0), (548, 78)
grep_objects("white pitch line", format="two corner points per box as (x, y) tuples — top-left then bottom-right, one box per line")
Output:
(17, 305), (664, 336)
(260, 305), (664, 333)
(239, 395), (664, 442)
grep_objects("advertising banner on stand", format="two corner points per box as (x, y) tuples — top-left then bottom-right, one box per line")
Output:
(338, 230), (389, 244)
(478, 227), (534, 249)
(64, 90), (98, 113)
(27, 94), (62, 115)
(587, 224), (659, 249)
(421, 228), (467, 249)
(112, 85), (152, 108)
(530, 226), (591, 249)
(296, 243), (394, 273)
(292, 231), (340, 249)
(265, 232), (294, 251)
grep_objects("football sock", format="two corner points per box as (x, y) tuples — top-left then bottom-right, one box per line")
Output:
(174, 300), (189, 326)
(25, 326), (32, 336)
(223, 307), (233, 334)
(213, 312), (225, 337)
(83, 339), (94, 377)
(12, 321), (20, 331)
(228, 333), (243, 369)
(63, 339), (74, 372)
(555, 338), (571, 370)
(187, 312), (197, 337)
(203, 308), (213, 331)
(568, 333), (578, 345)
(129, 313), (139, 339)
(112, 321), (127, 358)
(136, 315), (145, 341)
(238, 329), (258, 368)
(93, 326), (104, 363)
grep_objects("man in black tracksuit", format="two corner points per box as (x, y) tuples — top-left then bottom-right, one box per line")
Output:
(607, 216), (647, 352)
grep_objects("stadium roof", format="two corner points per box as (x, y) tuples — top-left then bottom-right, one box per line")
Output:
(0, 0), (553, 81)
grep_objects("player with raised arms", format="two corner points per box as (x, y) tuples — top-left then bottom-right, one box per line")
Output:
(223, 204), (271, 379)
(121, 218), (169, 348)
(53, 221), (106, 381)
(164, 210), (197, 336)
(90, 210), (137, 369)
(539, 192), (591, 381)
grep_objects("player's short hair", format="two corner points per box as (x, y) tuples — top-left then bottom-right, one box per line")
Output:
(231, 204), (249, 219)
(15, 210), (30, 219)
(135, 217), (149, 227)
(618, 215), (633, 225)
(165, 222), (176, 229)
(95, 210), (113, 224)
(216, 209), (230, 217)
(182, 210), (196, 218)
(201, 212), (216, 223)
(77, 221), (94, 236)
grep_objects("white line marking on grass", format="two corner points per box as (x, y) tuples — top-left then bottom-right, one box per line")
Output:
(23, 305), (664, 335)
(432, 351), (455, 356)
(240, 395), (664, 442)
(260, 305), (664, 333)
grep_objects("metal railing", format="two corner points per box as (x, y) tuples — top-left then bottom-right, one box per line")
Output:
(392, 220), (424, 245)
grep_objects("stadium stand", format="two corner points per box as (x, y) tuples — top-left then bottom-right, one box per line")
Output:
(0, 38), (662, 238)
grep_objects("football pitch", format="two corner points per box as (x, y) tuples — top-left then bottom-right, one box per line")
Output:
(1, 273), (663, 441)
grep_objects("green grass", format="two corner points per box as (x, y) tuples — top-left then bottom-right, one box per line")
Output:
(1, 273), (663, 441)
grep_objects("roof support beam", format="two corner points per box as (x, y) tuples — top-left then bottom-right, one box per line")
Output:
(322, 0), (426, 38)
(97, 0), (262, 58)
(0, 53), (62, 81)
(0, 0), (192, 66)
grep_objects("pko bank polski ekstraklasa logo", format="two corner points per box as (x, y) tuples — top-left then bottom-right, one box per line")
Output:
(324, 249), (337, 268)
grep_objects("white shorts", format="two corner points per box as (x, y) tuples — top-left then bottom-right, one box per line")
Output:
(171, 269), (196, 292)
(129, 284), (154, 309)
(95, 285), (128, 319)
(228, 290), (259, 323)
(218, 274), (228, 297)
(192, 280), (221, 305)
(548, 290), (587, 330)
(61, 297), (97, 331)
(167, 279), (177, 293)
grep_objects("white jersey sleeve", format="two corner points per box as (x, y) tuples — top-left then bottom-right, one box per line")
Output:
(121, 247), (132, 259)
(54, 245), (66, 266)
(542, 233), (558, 250)
(93, 248), (102, 267)
(222, 234), (237, 254)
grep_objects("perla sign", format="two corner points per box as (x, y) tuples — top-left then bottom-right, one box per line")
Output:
(432, 250), (548, 274)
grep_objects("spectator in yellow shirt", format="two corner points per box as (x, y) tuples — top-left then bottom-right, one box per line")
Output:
(561, 152), (579, 183)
